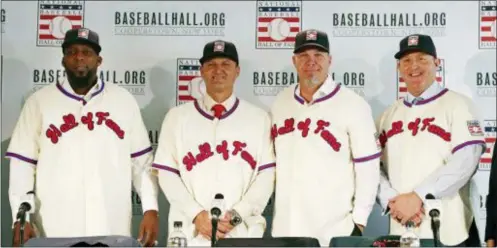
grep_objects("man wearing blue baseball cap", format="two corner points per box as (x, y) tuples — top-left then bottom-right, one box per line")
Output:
(8, 27), (159, 247)
(377, 33), (485, 246)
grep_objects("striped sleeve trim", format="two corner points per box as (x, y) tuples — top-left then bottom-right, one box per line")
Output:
(452, 140), (486, 154)
(131, 146), (153, 158)
(258, 162), (276, 172)
(5, 152), (38, 165)
(152, 163), (180, 175)
(353, 151), (382, 163)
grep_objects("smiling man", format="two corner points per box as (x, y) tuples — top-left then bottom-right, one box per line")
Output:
(270, 29), (381, 246)
(376, 34), (486, 246)
(7, 28), (159, 247)
(153, 40), (275, 245)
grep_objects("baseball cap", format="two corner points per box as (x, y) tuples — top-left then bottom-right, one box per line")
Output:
(293, 29), (330, 54)
(61, 27), (101, 54)
(394, 34), (437, 59)
(199, 40), (239, 65)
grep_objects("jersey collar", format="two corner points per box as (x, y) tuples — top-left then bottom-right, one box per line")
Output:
(56, 77), (105, 105)
(294, 74), (341, 105)
(194, 93), (239, 120)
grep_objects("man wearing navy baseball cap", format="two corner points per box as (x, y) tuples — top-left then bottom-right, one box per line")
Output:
(154, 39), (275, 245)
(271, 29), (381, 246)
(377, 33), (485, 246)
(9, 27), (160, 247)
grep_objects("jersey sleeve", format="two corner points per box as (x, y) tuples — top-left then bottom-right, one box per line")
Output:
(129, 100), (153, 161)
(152, 107), (180, 174)
(6, 94), (42, 165)
(153, 107), (205, 222)
(348, 99), (382, 163)
(232, 111), (276, 220)
(449, 97), (486, 154)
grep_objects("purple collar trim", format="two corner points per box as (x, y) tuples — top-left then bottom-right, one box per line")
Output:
(293, 84), (341, 105)
(194, 98), (240, 120)
(403, 88), (449, 107)
(56, 79), (105, 105)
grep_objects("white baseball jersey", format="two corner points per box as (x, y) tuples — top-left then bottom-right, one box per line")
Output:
(153, 93), (275, 244)
(6, 77), (158, 237)
(377, 88), (486, 245)
(270, 76), (381, 246)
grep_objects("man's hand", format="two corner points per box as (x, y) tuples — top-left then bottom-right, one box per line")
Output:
(138, 210), (159, 247)
(194, 210), (212, 240)
(389, 192), (423, 225)
(12, 222), (36, 247)
(487, 239), (495, 247)
(216, 211), (235, 239)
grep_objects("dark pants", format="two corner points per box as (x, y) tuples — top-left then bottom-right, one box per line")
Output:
(351, 224), (363, 236)
(451, 220), (481, 247)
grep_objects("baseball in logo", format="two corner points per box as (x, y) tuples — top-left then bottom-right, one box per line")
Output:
(256, 0), (302, 49)
(176, 58), (205, 106)
(37, 0), (85, 47)
(396, 59), (445, 99)
(479, 119), (496, 170)
(479, 0), (497, 49)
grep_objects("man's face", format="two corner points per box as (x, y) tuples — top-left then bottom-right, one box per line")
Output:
(292, 48), (331, 86)
(62, 43), (102, 88)
(200, 57), (240, 94)
(397, 51), (440, 97)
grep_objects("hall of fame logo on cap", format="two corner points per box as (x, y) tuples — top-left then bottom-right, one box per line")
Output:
(36, 0), (85, 47)
(479, 0), (497, 49)
(479, 119), (496, 170)
(396, 59), (445, 99)
(255, 0), (302, 49)
(176, 58), (205, 106)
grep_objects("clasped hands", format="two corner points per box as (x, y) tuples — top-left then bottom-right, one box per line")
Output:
(388, 192), (425, 226)
(194, 210), (235, 240)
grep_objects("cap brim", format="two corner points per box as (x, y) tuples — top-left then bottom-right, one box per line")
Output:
(62, 39), (102, 54)
(199, 53), (238, 64)
(394, 47), (435, 59)
(293, 43), (329, 54)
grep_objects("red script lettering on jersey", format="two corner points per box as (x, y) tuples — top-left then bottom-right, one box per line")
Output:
(183, 140), (257, 171)
(380, 117), (451, 147)
(45, 112), (125, 144)
(272, 118), (342, 152)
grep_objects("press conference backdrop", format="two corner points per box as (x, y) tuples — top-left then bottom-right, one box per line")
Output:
(1, 0), (496, 246)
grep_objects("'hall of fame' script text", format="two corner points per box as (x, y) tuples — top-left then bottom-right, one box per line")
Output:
(183, 140), (257, 171)
(272, 118), (342, 152)
(46, 112), (124, 144)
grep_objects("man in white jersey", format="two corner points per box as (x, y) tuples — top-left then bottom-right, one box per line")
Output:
(270, 29), (381, 246)
(153, 40), (275, 245)
(377, 34), (485, 246)
(6, 28), (159, 247)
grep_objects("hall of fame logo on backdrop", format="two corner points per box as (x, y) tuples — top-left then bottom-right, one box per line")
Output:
(479, 1), (497, 49)
(479, 119), (496, 170)
(36, 0), (85, 47)
(176, 58), (205, 105)
(255, 1), (302, 49)
(396, 59), (445, 99)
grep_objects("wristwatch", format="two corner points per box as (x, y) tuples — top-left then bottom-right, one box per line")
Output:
(229, 209), (243, 226)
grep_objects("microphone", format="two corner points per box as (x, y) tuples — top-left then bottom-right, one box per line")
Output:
(17, 191), (35, 247)
(425, 193), (441, 247)
(210, 193), (224, 221)
(210, 193), (224, 247)
(16, 191), (35, 221)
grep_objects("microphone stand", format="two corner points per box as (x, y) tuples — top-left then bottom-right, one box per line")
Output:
(17, 211), (26, 247)
(211, 218), (218, 247)
(430, 217), (440, 247)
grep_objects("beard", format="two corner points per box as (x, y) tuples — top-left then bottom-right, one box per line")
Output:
(304, 74), (320, 87)
(65, 66), (97, 89)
